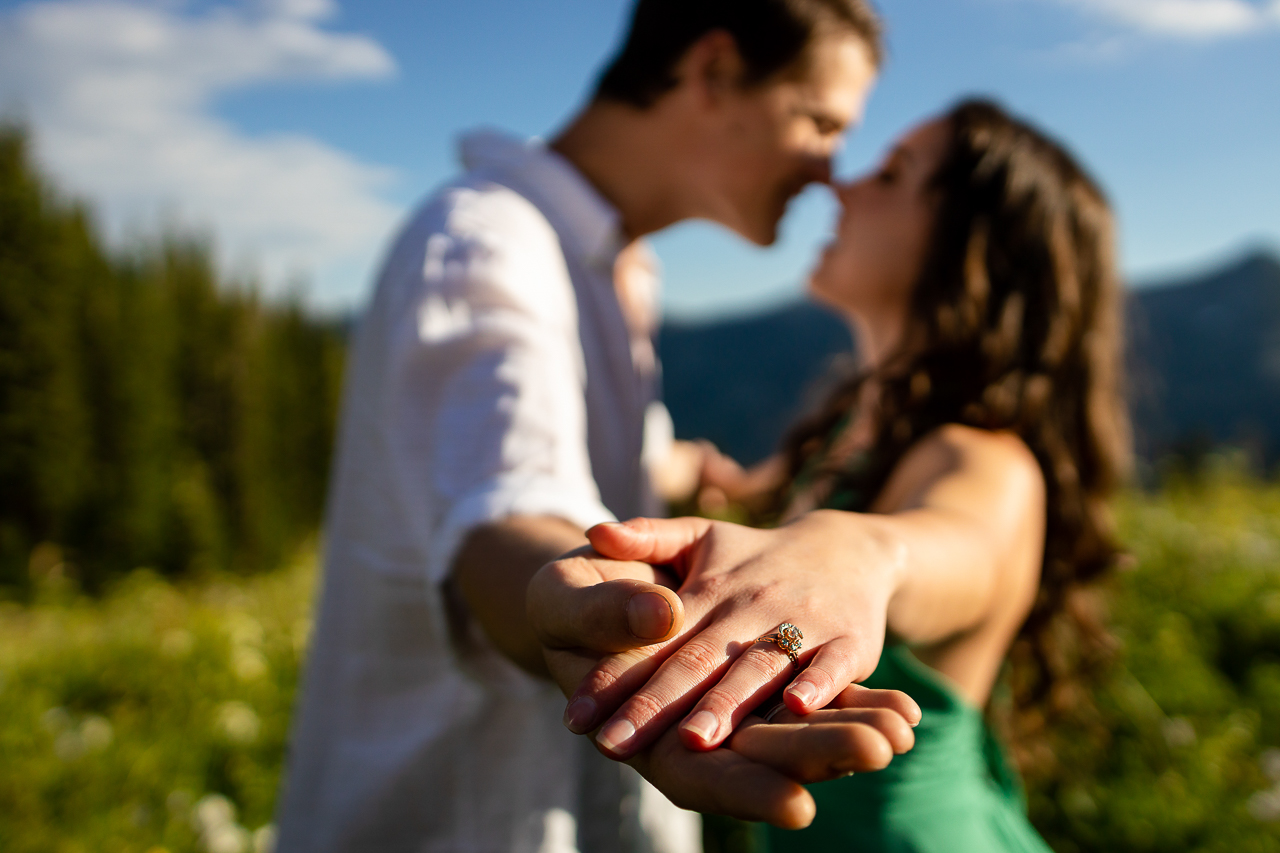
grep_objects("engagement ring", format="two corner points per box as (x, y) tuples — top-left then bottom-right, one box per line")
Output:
(756, 622), (804, 665)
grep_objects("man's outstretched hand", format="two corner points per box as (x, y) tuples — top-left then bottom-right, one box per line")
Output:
(628, 686), (917, 828)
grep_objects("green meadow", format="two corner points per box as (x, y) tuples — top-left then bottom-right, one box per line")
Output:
(2, 471), (1280, 853)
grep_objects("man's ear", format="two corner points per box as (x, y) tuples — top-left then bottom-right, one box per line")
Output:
(673, 29), (747, 109)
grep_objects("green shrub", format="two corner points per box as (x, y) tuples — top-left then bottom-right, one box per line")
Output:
(0, 544), (315, 853)
(1027, 463), (1280, 851)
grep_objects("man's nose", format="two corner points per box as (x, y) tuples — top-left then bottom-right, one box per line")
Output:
(831, 179), (856, 205)
(803, 152), (834, 186)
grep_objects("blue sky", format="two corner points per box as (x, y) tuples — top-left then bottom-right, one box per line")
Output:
(1, 0), (1277, 317)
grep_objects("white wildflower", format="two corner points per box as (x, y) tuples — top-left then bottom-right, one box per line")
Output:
(205, 823), (251, 853)
(1261, 749), (1280, 782)
(41, 706), (71, 734)
(1248, 786), (1280, 822)
(253, 824), (277, 853)
(215, 701), (261, 745)
(54, 729), (85, 761)
(232, 648), (269, 681)
(81, 715), (114, 751)
(192, 793), (236, 834)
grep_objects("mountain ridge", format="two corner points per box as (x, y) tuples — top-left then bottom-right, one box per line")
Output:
(659, 249), (1280, 470)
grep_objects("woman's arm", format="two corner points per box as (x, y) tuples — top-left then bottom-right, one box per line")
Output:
(536, 425), (1045, 759)
(874, 424), (1045, 646)
(697, 448), (788, 512)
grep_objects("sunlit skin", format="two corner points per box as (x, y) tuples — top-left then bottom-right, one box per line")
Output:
(809, 118), (952, 363)
(690, 32), (879, 245)
(533, 114), (1049, 763)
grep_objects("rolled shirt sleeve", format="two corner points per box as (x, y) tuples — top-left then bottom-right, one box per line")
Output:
(373, 184), (613, 585)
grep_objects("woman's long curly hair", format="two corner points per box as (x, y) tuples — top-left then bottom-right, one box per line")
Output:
(777, 99), (1132, 749)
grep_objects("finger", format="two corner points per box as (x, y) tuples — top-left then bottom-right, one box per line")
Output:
(542, 647), (598, 700)
(592, 627), (741, 759)
(630, 726), (817, 830)
(527, 555), (684, 651)
(586, 517), (714, 567)
(750, 705), (916, 756)
(780, 636), (878, 715)
(676, 639), (796, 750)
(726, 716), (899, 783)
(825, 683), (923, 728)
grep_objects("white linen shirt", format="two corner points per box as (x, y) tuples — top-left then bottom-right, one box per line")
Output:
(274, 130), (698, 853)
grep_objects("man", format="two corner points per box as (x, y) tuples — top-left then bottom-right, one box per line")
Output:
(275, 2), (899, 852)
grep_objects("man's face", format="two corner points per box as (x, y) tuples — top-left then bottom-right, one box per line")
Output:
(700, 34), (877, 246)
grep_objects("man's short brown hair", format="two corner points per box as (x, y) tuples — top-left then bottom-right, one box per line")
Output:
(594, 0), (883, 108)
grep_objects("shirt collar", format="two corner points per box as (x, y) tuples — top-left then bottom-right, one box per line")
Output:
(458, 129), (624, 272)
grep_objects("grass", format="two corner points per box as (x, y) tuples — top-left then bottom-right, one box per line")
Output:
(0, 547), (315, 853)
(3, 467), (1280, 852)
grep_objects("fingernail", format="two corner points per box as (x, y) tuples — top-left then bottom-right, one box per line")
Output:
(682, 711), (719, 744)
(596, 719), (636, 755)
(786, 682), (817, 709)
(627, 592), (673, 640)
(563, 697), (597, 733)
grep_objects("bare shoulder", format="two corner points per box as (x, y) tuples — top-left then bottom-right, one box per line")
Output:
(872, 424), (1045, 516)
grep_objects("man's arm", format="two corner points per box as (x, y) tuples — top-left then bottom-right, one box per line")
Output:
(452, 515), (589, 676)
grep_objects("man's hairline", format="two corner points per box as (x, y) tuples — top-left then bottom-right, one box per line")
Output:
(590, 23), (882, 110)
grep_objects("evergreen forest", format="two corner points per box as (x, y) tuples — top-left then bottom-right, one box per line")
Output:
(0, 127), (345, 595)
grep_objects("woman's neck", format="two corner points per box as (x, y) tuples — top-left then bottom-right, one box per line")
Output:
(848, 308), (907, 375)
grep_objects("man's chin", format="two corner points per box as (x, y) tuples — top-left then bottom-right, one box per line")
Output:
(742, 219), (782, 247)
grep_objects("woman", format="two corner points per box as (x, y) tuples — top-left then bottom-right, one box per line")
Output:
(569, 98), (1130, 850)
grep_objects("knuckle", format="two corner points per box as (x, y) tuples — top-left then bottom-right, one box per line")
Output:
(560, 554), (596, 579)
(688, 572), (729, 599)
(670, 637), (727, 679)
(742, 647), (790, 682)
(698, 682), (751, 715)
(739, 580), (782, 609)
(621, 691), (672, 726)
(578, 665), (623, 698)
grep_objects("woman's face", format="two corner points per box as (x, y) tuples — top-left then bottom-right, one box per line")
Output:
(808, 117), (952, 337)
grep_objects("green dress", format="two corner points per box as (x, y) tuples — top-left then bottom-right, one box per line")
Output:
(763, 644), (1052, 853)
(763, 427), (1053, 853)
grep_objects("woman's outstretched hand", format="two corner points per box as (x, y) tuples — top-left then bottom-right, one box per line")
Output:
(527, 537), (920, 828)
(529, 511), (909, 761)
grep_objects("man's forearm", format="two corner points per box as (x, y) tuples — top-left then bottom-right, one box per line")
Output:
(452, 515), (587, 676)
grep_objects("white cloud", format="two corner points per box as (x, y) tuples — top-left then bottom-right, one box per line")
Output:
(0, 0), (401, 307)
(1052, 0), (1280, 38)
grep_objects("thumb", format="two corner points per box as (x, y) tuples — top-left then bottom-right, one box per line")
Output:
(528, 557), (684, 652)
(587, 517), (715, 567)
